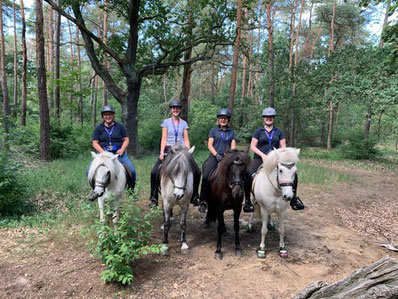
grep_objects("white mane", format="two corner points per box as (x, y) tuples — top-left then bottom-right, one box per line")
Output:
(87, 151), (119, 183)
(261, 147), (300, 174)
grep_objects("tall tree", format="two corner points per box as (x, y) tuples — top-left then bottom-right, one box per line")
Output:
(54, 4), (61, 119)
(379, 0), (390, 48)
(35, 0), (51, 160)
(75, 25), (83, 125)
(47, 5), (54, 109)
(20, 0), (27, 126)
(228, 0), (243, 113)
(327, 0), (336, 150)
(266, 1), (275, 107)
(0, 0), (10, 133)
(45, 0), (235, 155)
(12, 0), (18, 118)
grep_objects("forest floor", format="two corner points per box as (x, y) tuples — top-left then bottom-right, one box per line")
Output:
(1, 159), (398, 298)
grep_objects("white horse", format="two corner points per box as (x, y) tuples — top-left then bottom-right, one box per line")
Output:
(87, 151), (126, 223)
(160, 143), (195, 255)
(248, 147), (300, 259)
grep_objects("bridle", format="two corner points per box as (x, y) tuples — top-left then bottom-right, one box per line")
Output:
(94, 164), (111, 189)
(170, 172), (188, 192)
(227, 159), (245, 190)
(276, 163), (296, 189)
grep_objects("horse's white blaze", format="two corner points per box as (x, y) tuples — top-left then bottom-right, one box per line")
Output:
(88, 151), (126, 223)
(250, 148), (300, 257)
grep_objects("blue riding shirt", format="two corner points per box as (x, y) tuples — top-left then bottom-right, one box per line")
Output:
(92, 122), (128, 150)
(252, 126), (285, 159)
(208, 126), (236, 156)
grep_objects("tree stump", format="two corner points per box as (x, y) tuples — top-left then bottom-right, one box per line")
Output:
(293, 256), (398, 299)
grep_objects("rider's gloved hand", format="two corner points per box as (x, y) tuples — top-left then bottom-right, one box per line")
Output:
(215, 153), (223, 162)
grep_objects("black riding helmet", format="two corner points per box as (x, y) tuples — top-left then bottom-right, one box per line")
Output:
(217, 108), (232, 118)
(169, 99), (182, 108)
(101, 105), (115, 115)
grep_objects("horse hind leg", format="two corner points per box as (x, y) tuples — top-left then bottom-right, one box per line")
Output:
(179, 204), (189, 255)
(215, 212), (225, 260)
(234, 208), (242, 257)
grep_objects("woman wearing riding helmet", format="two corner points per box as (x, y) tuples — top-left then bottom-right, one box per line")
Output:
(198, 108), (236, 213)
(244, 107), (304, 212)
(89, 105), (136, 197)
(148, 99), (201, 208)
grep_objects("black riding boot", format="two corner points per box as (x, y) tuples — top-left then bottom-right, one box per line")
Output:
(190, 166), (201, 206)
(243, 173), (254, 213)
(290, 173), (304, 210)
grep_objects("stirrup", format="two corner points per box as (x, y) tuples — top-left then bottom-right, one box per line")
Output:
(191, 196), (200, 206)
(148, 198), (158, 208)
(243, 202), (254, 213)
(291, 196), (304, 210)
(198, 202), (207, 213)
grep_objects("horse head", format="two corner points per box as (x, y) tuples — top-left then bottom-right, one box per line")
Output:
(275, 148), (300, 201)
(89, 151), (119, 198)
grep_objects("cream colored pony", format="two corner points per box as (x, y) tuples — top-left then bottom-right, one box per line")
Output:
(88, 151), (126, 223)
(248, 147), (300, 259)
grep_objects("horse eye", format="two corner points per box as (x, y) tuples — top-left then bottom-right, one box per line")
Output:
(279, 169), (283, 173)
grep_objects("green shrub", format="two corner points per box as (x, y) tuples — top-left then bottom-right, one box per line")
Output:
(138, 118), (162, 151)
(0, 152), (34, 216)
(338, 130), (380, 160)
(189, 99), (218, 149)
(89, 192), (164, 285)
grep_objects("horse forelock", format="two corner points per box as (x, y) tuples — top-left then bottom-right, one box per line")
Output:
(215, 150), (250, 186)
(88, 152), (119, 182)
(162, 146), (195, 182)
(262, 148), (299, 174)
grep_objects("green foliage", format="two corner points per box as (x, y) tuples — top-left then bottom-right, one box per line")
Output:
(90, 193), (164, 285)
(0, 152), (34, 216)
(188, 98), (218, 149)
(338, 130), (380, 160)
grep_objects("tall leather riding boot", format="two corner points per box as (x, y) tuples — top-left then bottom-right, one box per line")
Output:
(290, 172), (304, 210)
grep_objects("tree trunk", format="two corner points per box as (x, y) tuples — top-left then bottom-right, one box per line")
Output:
(20, 0), (28, 126)
(364, 104), (372, 138)
(92, 73), (98, 127)
(102, 1), (109, 106)
(35, 0), (51, 161)
(379, 1), (391, 48)
(47, 5), (54, 109)
(247, 29), (254, 100)
(179, 3), (193, 122)
(328, 0), (336, 57)
(266, 2), (275, 107)
(254, 11), (261, 109)
(293, 257), (398, 299)
(54, 4), (61, 119)
(210, 59), (215, 101)
(228, 0), (243, 113)
(327, 98), (334, 150)
(0, 0), (10, 133)
(239, 7), (248, 127)
(67, 19), (74, 121)
(12, 0), (18, 118)
(304, 1), (314, 61)
(76, 25), (83, 125)
(288, 0), (298, 69)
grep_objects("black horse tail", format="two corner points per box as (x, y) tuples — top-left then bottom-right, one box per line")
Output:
(206, 196), (217, 223)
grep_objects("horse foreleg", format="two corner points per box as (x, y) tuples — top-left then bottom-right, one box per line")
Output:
(98, 197), (105, 223)
(277, 212), (288, 258)
(257, 209), (269, 259)
(234, 208), (242, 256)
(112, 195), (121, 224)
(180, 204), (189, 254)
(162, 204), (172, 255)
(215, 212), (224, 260)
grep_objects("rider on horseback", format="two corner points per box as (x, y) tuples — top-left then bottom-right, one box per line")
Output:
(198, 108), (236, 213)
(244, 107), (304, 212)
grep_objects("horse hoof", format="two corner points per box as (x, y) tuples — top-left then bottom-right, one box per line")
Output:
(235, 249), (242, 257)
(181, 248), (190, 255)
(246, 224), (254, 233)
(160, 244), (169, 256)
(256, 248), (266, 259)
(214, 252), (223, 260)
(267, 222), (277, 231)
(279, 248), (288, 258)
(222, 230), (230, 237)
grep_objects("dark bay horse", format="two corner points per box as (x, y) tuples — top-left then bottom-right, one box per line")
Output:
(206, 150), (251, 260)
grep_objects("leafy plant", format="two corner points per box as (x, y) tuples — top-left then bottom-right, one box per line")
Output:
(338, 130), (380, 160)
(90, 192), (163, 285)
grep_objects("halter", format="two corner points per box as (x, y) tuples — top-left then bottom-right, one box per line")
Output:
(276, 163), (295, 188)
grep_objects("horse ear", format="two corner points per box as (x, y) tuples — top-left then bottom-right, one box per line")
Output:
(274, 148), (280, 158)
(188, 146), (195, 154)
(91, 151), (98, 158)
(296, 148), (300, 156)
(111, 154), (119, 160)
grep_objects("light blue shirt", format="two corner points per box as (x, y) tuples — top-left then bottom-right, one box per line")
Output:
(161, 118), (189, 146)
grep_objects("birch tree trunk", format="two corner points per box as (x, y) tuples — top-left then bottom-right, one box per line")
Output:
(36, 0), (51, 160)
(228, 0), (243, 113)
(0, 0), (10, 133)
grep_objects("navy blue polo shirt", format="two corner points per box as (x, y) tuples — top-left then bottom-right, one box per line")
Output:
(92, 122), (128, 149)
(208, 126), (236, 156)
(252, 126), (285, 158)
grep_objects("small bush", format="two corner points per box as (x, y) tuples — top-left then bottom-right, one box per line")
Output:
(338, 131), (380, 160)
(189, 99), (218, 149)
(0, 152), (34, 216)
(89, 192), (163, 285)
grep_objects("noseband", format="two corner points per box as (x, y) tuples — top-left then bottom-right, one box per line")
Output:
(227, 159), (245, 190)
(94, 164), (111, 189)
(277, 163), (295, 189)
(170, 174), (188, 192)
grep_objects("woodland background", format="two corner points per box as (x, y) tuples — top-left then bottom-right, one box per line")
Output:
(0, 0), (396, 161)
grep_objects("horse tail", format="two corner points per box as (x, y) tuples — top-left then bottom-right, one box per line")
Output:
(206, 196), (217, 223)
